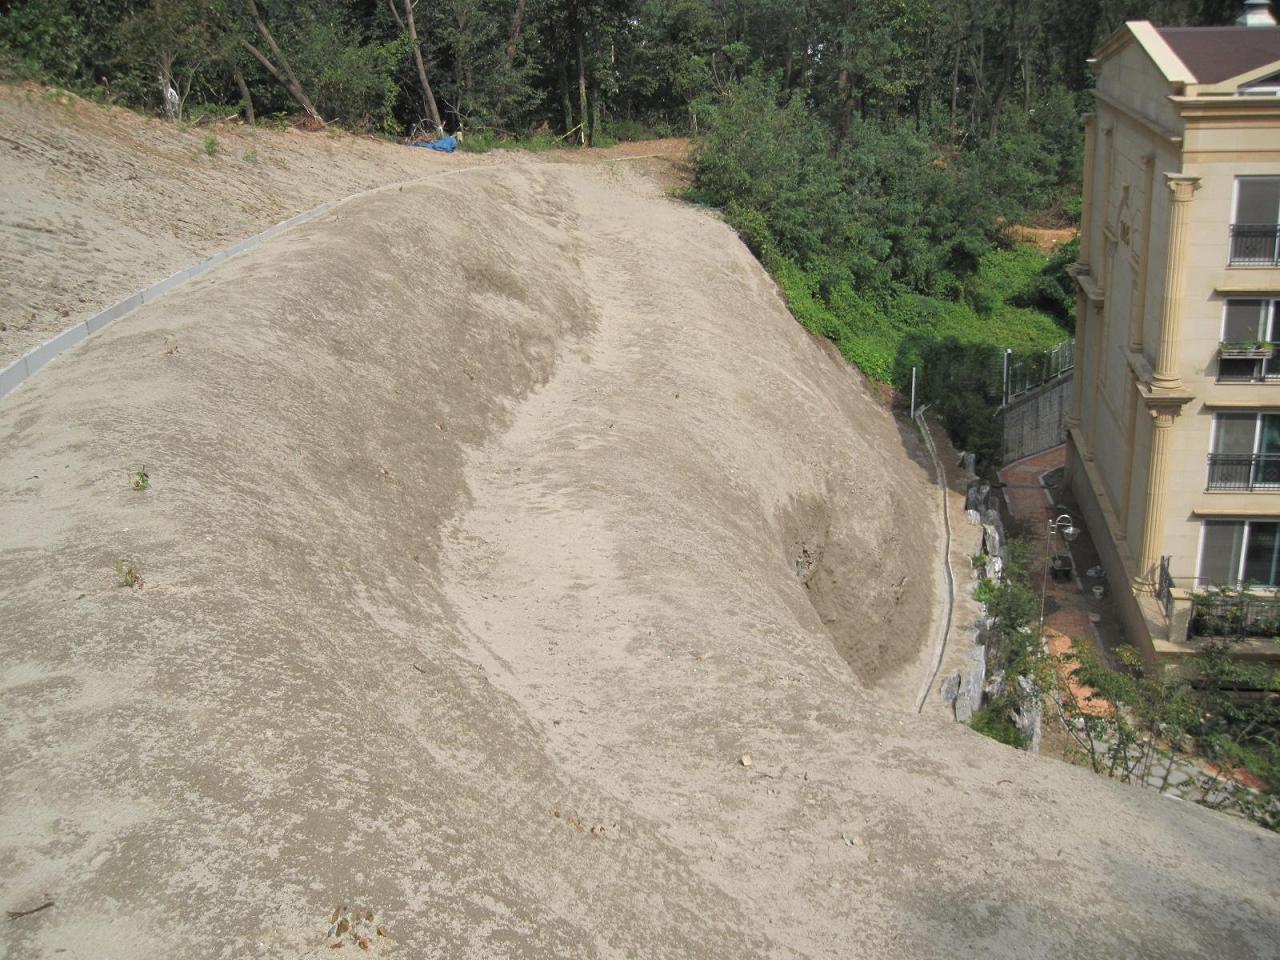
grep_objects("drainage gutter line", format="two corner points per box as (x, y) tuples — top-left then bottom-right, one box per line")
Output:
(914, 408), (956, 715)
(0, 165), (483, 401)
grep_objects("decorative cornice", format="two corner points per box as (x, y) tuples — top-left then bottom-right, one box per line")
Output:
(1165, 173), (1200, 202)
(1092, 88), (1184, 145)
(1071, 267), (1105, 303)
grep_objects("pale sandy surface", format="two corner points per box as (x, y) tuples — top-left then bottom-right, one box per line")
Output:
(1, 95), (1279, 959)
(0, 82), (487, 367)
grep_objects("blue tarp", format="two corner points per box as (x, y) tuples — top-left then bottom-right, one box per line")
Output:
(411, 135), (459, 153)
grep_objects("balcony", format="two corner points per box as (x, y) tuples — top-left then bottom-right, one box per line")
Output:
(1229, 224), (1280, 266)
(1207, 453), (1280, 490)
(1189, 587), (1280, 642)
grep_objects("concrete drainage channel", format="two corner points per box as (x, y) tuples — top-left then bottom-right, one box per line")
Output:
(913, 407), (957, 715)
(0, 166), (483, 402)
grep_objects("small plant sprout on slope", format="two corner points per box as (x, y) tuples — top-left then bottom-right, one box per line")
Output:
(132, 467), (149, 491)
(115, 559), (144, 590)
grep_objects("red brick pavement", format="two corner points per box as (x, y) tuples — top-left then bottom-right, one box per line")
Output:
(999, 445), (1107, 716)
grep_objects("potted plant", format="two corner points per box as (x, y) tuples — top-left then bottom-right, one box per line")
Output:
(1219, 340), (1276, 359)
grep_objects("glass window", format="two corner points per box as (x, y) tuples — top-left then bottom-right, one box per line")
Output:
(1224, 300), (1266, 342)
(1213, 412), (1257, 455)
(1218, 301), (1280, 381)
(1235, 178), (1280, 225)
(1268, 304), (1280, 378)
(1244, 521), (1280, 585)
(1202, 521), (1246, 585)
(1200, 520), (1280, 588)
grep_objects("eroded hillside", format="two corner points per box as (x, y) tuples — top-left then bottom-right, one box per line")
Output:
(1, 92), (1277, 959)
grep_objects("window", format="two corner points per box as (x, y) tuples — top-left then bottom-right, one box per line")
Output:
(1200, 519), (1280, 587)
(1230, 178), (1280, 265)
(1241, 72), (1280, 96)
(1218, 299), (1280, 381)
(1207, 412), (1280, 490)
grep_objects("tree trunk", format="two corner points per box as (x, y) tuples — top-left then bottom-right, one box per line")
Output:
(158, 50), (178, 120)
(558, 58), (574, 132)
(589, 82), (600, 146)
(505, 0), (527, 64)
(576, 28), (589, 146)
(243, 0), (321, 122)
(401, 0), (444, 134)
(831, 65), (852, 155)
(234, 67), (255, 125)
(950, 44), (961, 128)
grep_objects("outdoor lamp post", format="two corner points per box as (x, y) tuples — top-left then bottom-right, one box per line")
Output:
(1039, 513), (1080, 637)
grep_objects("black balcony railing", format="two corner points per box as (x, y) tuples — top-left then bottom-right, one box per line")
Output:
(1229, 224), (1280, 265)
(1189, 588), (1280, 641)
(1207, 452), (1280, 490)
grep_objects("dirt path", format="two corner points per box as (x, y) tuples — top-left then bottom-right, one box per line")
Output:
(1, 97), (1278, 959)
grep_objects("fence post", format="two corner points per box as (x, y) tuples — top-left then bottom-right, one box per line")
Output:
(910, 366), (917, 420)
(1002, 348), (1012, 408)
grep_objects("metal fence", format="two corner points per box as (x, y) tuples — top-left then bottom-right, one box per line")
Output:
(1189, 588), (1280, 642)
(1229, 224), (1280, 266)
(1206, 453), (1280, 491)
(1005, 338), (1075, 405)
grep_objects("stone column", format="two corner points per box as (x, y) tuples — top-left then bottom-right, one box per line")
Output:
(1130, 154), (1156, 353)
(1078, 114), (1097, 268)
(1134, 407), (1176, 591)
(1152, 175), (1200, 390)
(1067, 289), (1087, 432)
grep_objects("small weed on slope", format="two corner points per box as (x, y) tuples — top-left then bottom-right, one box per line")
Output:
(115, 559), (144, 589)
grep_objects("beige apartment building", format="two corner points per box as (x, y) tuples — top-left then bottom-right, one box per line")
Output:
(1067, 3), (1280, 665)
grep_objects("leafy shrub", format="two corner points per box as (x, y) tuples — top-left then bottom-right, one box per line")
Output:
(971, 703), (1029, 749)
(607, 119), (658, 142)
(0, 0), (91, 85)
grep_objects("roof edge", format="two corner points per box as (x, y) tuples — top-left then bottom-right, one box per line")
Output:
(1130, 21), (1198, 84)
(1191, 57), (1280, 94)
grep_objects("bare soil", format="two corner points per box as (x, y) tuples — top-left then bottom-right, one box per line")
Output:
(1, 89), (1278, 959)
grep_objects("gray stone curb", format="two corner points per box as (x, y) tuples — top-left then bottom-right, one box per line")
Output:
(0, 164), (481, 402)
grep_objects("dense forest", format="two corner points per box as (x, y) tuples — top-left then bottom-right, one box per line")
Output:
(0, 0), (1250, 458)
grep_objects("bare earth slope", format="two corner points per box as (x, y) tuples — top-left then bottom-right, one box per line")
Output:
(0, 83), (484, 367)
(1, 103), (1278, 958)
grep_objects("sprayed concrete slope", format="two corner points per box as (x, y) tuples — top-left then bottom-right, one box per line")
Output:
(1, 162), (1277, 959)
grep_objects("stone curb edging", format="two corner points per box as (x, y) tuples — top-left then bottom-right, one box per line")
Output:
(914, 409), (957, 715)
(0, 200), (345, 400)
(0, 163), (483, 402)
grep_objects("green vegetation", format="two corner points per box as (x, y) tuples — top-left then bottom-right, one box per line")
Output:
(0, 2), (1238, 465)
(972, 541), (1279, 829)
(115, 559), (143, 589)
(969, 538), (1049, 743)
(1062, 638), (1279, 830)
(131, 467), (149, 491)
(970, 707), (1028, 750)
(203, 134), (219, 157)
(0, 1), (1243, 143)
(687, 67), (1087, 466)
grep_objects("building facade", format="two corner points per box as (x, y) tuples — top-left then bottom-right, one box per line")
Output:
(1067, 6), (1280, 665)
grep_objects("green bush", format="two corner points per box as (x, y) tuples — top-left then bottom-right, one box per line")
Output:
(971, 704), (1029, 749)
(0, 0), (91, 85)
(607, 119), (659, 142)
